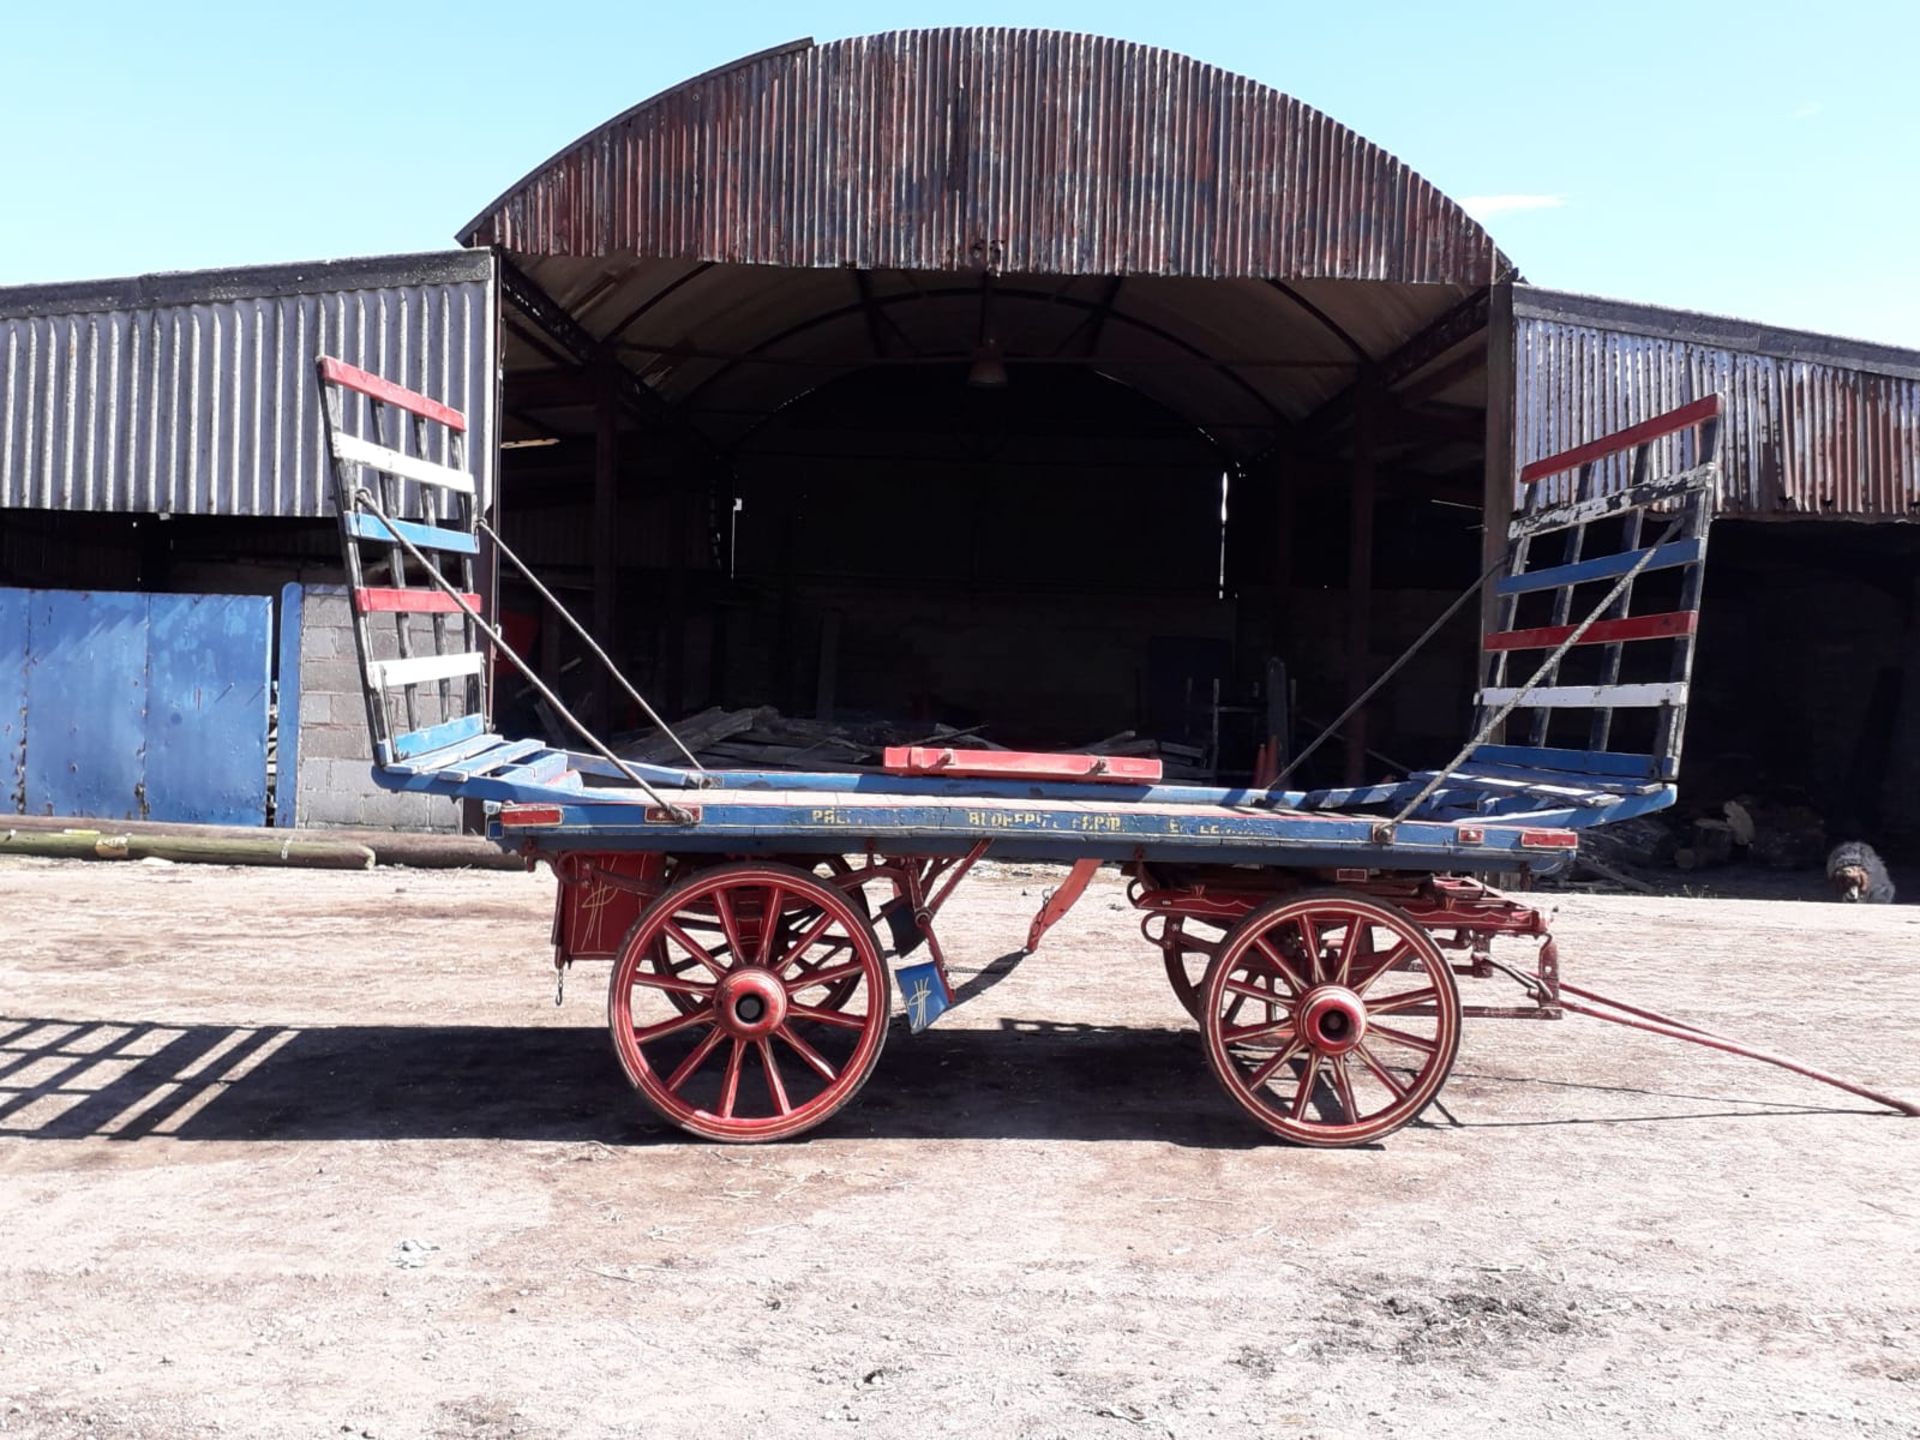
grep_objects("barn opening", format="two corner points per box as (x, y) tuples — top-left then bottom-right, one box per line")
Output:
(473, 33), (1507, 788)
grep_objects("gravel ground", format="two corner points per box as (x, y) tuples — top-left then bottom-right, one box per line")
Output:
(1, 855), (1917, 1439)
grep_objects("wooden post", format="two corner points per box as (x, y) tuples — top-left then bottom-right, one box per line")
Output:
(592, 370), (619, 734)
(1344, 381), (1378, 785)
(1479, 284), (1517, 749)
(1481, 283), (1517, 637)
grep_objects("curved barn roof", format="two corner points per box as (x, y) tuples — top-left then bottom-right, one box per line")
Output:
(468, 30), (1516, 455)
(461, 30), (1511, 285)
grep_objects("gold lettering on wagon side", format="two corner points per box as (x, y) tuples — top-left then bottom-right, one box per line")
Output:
(809, 808), (851, 826)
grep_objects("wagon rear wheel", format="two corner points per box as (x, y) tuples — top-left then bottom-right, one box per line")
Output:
(609, 861), (891, 1142)
(1200, 892), (1460, 1147)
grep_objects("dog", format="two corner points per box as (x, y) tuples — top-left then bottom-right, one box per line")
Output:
(1827, 841), (1897, 904)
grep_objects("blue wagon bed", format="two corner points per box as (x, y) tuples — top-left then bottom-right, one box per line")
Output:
(317, 359), (1916, 1145)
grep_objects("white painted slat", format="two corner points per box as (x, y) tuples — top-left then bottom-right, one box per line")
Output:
(331, 431), (475, 495)
(1477, 683), (1687, 709)
(368, 651), (486, 689)
(1509, 464), (1714, 539)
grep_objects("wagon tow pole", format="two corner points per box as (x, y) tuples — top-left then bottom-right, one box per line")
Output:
(1479, 952), (1920, 1117)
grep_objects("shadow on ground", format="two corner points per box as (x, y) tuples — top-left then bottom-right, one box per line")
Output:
(2, 1011), (1863, 1147)
(0, 1012), (1274, 1147)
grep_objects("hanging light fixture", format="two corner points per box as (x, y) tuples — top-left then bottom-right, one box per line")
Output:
(966, 274), (1008, 388)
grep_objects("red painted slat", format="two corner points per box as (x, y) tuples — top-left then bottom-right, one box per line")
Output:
(1520, 396), (1720, 484)
(318, 356), (467, 432)
(353, 587), (482, 615)
(882, 746), (1164, 783)
(1483, 610), (1698, 653)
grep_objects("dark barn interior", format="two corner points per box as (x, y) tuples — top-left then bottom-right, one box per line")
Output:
(489, 260), (1495, 786)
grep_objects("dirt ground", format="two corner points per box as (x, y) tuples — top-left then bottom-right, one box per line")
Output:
(1, 855), (1917, 1439)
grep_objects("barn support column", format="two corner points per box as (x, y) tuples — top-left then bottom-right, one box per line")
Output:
(1344, 382), (1379, 785)
(592, 371), (619, 734)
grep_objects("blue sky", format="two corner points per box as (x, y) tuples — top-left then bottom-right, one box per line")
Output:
(4, 1), (1915, 346)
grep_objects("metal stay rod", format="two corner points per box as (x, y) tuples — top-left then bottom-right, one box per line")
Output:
(477, 516), (706, 774)
(350, 487), (696, 821)
(1389, 510), (1690, 825)
(1485, 954), (1919, 1116)
(1266, 550), (1511, 795)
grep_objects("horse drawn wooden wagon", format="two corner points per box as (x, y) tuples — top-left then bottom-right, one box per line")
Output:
(316, 357), (1916, 1146)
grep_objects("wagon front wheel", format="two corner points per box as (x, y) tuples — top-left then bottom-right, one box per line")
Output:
(609, 861), (892, 1142)
(1200, 892), (1460, 1147)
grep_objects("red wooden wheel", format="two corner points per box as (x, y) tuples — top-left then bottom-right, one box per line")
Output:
(609, 862), (891, 1142)
(1200, 892), (1460, 1147)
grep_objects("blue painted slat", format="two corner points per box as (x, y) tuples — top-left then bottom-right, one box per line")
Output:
(382, 730), (506, 774)
(144, 594), (273, 825)
(23, 591), (149, 819)
(0, 590), (26, 811)
(1439, 762), (1660, 796)
(493, 750), (570, 788)
(389, 712), (486, 761)
(1495, 539), (1704, 597)
(1469, 744), (1672, 781)
(447, 737), (544, 781)
(342, 511), (480, 556)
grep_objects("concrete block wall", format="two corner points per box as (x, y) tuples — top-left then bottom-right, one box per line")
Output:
(283, 585), (461, 831)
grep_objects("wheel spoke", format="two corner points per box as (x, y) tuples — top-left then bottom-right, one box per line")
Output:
(1251, 936), (1308, 994)
(787, 960), (865, 995)
(1331, 1060), (1362, 1124)
(756, 1038), (791, 1115)
(788, 1002), (866, 1030)
(1223, 976), (1281, 1004)
(713, 887), (749, 971)
(628, 971), (716, 998)
(1297, 916), (1323, 985)
(755, 884), (784, 965)
(1336, 916), (1372, 988)
(665, 1024), (728, 1093)
(718, 1039), (745, 1118)
(662, 920), (730, 979)
(1289, 1052), (1320, 1118)
(1351, 940), (1415, 997)
(1222, 1017), (1296, 1047)
(1356, 1042), (1409, 1101)
(775, 1024), (839, 1083)
(631, 1007), (715, 1045)
(774, 907), (841, 974)
(1366, 986), (1439, 1017)
(1247, 1038), (1306, 1089)
(1368, 1022), (1439, 1056)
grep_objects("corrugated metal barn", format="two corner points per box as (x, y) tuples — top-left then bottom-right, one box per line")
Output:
(2, 27), (1917, 849)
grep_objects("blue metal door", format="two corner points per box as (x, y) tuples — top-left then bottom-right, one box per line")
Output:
(3, 587), (274, 825)
(145, 594), (273, 825)
(23, 591), (149, 819)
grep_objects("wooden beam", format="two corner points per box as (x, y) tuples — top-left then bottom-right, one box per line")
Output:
(1345, 382), (1379, 785)
(592, 371), (619, 733)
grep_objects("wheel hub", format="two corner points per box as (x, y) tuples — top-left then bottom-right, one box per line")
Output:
(1298, 986), (1367, 1055)
(716, 969), (788, 1038)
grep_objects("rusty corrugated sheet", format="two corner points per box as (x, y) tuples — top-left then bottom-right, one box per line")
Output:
(1513, 288), (1920, 520)
(0, 252), (497, 518)
(460, 29), (1511, 286)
